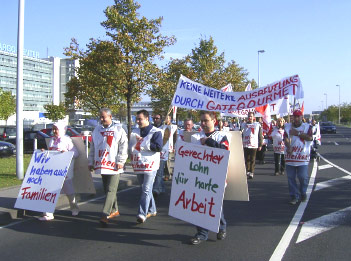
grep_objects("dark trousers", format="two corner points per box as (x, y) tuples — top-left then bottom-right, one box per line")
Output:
(274, 153), (285, 173)
(256, 145), (266, 162)
(196, 209), (227, 240)
(244, 148), (257, 173)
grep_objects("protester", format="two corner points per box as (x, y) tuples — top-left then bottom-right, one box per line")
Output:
(217, 119), (223, 131)
(231, 118), (240, 131)
(190, 111), (229, 245)
(177, 119), (194, 141)
(152, 113), (163, 128)
(270, 117), (286, 176)
(38, 121), (80, 221)
(153, 115), (177, 197)
(130, 109), (163, 223)
(284, 109), (313, 205)
(88, 108), (128, 225)
(223, 121), (230, 131)
(256, 118), (267, 164)
(241, 112), (263, 179)
(310, 118), (321, 160)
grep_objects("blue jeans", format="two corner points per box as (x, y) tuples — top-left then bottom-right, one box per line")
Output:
(286, 164), (309, 200)
(153, 160), (166, 194)
(195, 209), (227, 240)
(137, 171), (157, 218)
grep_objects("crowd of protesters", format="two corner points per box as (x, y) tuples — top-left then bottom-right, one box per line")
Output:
(37, 107), (321, 245)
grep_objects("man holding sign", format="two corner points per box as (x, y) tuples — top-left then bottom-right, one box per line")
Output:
(189, 111), (229, 245)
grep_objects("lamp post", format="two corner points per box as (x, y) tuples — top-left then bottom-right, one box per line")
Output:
(324, 93), (328, 109)
(258, 50), (265, 87)
(336, 85), (340, 124)
(16, 0), (25, 180)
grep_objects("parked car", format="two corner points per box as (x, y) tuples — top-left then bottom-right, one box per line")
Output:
(320, 122), (336, 134)
(0, 126), (16, 144)
(41, 127), (92, 144)
(23, 131), (50, 153)
(0, 141), (16, 157)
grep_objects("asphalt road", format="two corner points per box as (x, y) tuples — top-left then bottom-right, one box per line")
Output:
(1, 126), (350, 261)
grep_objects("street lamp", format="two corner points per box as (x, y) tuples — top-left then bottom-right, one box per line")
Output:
(324, 93), (328, 109)
(258, 50), (265, 87)
(336, 85), (340, 124)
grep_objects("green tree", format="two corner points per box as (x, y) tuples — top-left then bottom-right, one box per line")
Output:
(43, 103), (67, 122)
(149, 57), (195, 119)
(64, 39), (125, 116)
(149, 37), (252, 121)
(65, 0), (175, 137)
(0, 90), (16, 125)
(189, 36), (225, 88)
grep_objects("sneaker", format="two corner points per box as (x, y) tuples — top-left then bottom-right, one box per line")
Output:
(146, 212), (157, 218)
(246, 172), (250, 177)
(137, 215), (146, 223)
(301, 195), (307, 202)
(274, 172), (280, 176)
(217, 230), (226, 240)
(71, 209), (79, 216)
(107, 211), (120, 219)
(190, 236), (205, 245)
(289, 198), (298, 205)
(248, 173), (254, 179)
(38, 214), (54, 221)
(280, 171), (285, 175)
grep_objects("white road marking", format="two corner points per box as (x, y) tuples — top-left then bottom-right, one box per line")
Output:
(296, 206), (351, 243)
(314, 175), (351, 191)
(269, 160), (318, 261)
(318, 164), (333, 170)
(318, 154), (351, 175)
(0, 186), (138, 230)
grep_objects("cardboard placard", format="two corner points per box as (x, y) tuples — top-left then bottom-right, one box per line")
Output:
(15, 150), (73, 213)
(182, 130), (248, 201)
(169, 141), (229, 232)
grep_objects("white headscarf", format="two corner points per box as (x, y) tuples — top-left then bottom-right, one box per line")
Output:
(53, 121), (67, 138)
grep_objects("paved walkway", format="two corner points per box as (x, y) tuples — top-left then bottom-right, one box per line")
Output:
(0, 165), (139, 225)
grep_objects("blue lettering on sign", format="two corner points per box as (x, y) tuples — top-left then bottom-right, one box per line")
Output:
(174, 95), (204, 109)
(33, 151), (51, 164)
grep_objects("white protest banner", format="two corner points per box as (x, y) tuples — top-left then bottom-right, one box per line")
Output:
(171, 75), (303, 113)
(15, 150), (74, 213)
(221, 96), (290, 118)
(169, 140), (230, 233)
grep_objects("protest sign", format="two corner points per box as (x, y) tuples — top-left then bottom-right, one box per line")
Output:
(172, 75), (302, 113)
(169, 140), (229, 232)
(221, 96), (290, 118)
(44, 137), (96, 194)
(15, 150), (73, 213)
(223, 131), (249, 201)
(182, 131), (249, 201)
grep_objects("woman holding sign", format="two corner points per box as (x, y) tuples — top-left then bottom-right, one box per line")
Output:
(38, 122), (79, 221)
(190, 111), (229, 245)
